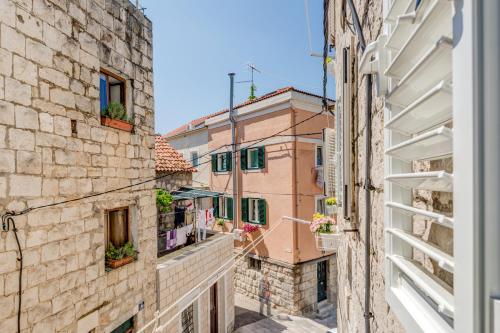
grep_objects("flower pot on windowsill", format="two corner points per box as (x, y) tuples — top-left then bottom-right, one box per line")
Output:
(326, 205), (337, 216)
(106, 255), (135, 269)
(101, 116), (133, 132)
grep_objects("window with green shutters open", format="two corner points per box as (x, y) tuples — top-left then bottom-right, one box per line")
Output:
(240, 146), (265, 170)
(211, 152), (232, 172)
(213, 196), (233, 220)
(241, 198), (266, 225)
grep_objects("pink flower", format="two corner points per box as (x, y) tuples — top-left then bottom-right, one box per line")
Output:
(243, 224), (259, 233)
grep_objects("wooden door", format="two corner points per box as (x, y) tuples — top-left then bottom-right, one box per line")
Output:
(210, 283), (218, 333)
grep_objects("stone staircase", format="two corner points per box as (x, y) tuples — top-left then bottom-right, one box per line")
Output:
(315, 300), (335, 320)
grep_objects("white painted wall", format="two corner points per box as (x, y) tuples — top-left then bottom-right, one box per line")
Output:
(166, 129), (211, 189)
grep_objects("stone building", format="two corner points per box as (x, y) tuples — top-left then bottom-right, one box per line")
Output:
(0, 1), (156, 332)
(155, 135), (195, 191)
(329, 0), (456, 332)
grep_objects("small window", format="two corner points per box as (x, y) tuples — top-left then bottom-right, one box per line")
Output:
(190, 151), (199, 167)
(315, 196), (326, 215)
(217, 153), (227, 171)
(211, 152), (232, 172)
(214, 196), (233, 220)
(241, 146), (265, 170)
(100, 69), (126, 113)
(248, 257), (261, 271)
(111, 317), (134, 333)
(249, 198), (259, 223)
(247, 148), (260, 169)
(105, 207), (135, 269)
(316, 145), (324, 167)
(241, 198), (266, 225)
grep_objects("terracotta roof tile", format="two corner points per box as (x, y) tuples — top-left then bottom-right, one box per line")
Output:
(155, 136), (196, 172)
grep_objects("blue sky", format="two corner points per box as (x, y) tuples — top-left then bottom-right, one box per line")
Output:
(140, 0), (335, 134)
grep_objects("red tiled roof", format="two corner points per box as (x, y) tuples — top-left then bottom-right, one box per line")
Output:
(163, 87), (333, 138)
(155, 136), (196, 173)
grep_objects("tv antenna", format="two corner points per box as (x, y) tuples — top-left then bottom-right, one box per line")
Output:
(236, 64), (261, 100)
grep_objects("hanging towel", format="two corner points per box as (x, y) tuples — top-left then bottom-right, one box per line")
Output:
(206, 208), (215, 227)
(165, 229), (177, 250)
(176, 226), (188, 246)
(185, 224), (193, 236)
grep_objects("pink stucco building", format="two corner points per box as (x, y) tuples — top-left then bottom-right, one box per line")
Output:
(205, 87), (337, 315)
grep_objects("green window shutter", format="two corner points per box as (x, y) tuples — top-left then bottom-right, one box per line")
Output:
(211, 154), (217, 172)
(227, 197), (233, 220)
(213, 196), (219, 218)
(258, 199), (266, 225)
(241, 198), (249, 222)
(258, 146), (265, 169)
(240, 148), (248, 170)
(226, 152), (232, 171)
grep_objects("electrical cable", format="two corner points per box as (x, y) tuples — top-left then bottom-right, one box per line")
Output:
(2, 213), (23, 333)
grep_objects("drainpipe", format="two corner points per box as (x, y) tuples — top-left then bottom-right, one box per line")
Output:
(291, 107), (299, 261)
(228, 73), (238, 231)
(345, 0), (372, 331)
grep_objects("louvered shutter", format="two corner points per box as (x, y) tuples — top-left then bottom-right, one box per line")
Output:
(226, 152), (232, 171)
(258, 199), (266, 225)
(213, 196), (219, 218)
(240, 148), (248, 170)
(323, 128), (336, 197)
(241, 198), (249, 222)
(378, 0), (454, 331)
(211, 154), (217, 172)
(257, 146), (265, 169)
(226, 197), (233, 220)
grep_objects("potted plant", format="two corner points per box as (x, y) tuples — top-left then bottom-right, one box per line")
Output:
(216, 218), (226, 231)
(105, 242), (137, 269)
(101, 101), (134, 132)
(325, 197), (337, 216)
(310, 213), (341, 251)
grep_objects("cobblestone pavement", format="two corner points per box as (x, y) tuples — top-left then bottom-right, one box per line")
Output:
(234, 294), (337, 333)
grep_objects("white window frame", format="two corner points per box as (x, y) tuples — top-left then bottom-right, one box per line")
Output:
(315, 145), (324, 167)
(315, 195), (326, 215)
(248, 198), (260, 223)
(218, 196), (229, 219)
(247, 148), (260, 169)
(216, 153), (227, 172)
(190, 151), (199, 167)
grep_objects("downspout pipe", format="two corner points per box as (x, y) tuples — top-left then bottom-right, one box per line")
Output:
(345, 0), (373, 331)
(228, 73), (237, 232)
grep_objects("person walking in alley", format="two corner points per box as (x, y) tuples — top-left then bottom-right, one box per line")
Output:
(259, 271), (271, 316)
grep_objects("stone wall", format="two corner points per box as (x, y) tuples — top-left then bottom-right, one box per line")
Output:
(234, 254), (336, 316)
(157, 233), (235, 333)
(329, 0), (406, 332)
(0, 0), (156, 332)
(156, 171), (192, 192)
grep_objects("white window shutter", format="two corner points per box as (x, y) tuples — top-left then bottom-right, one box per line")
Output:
(323, 127), (336, 197)
(375, 0), (455, 332)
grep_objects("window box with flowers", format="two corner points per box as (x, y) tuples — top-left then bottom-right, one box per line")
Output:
(100, 69), (134, 132)
(310, 213), (341, 251)
(325, 197), (337, 216)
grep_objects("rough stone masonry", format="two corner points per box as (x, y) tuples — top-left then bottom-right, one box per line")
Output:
(0, 0), (156, 332)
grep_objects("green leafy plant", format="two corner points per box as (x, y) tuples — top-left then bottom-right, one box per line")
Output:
(105, 242), (137, 260)
(156, 189), (173, 213)
(249, 83), (257, 100)
(216, 218), (226, 226)
(326, 197), (337, 206)
(104, 101), (130, 122)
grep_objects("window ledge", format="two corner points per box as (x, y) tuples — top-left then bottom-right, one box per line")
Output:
(105, 256), (135, 271)
(101, 116), (134, 132)
(213, 171), (231, 175)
